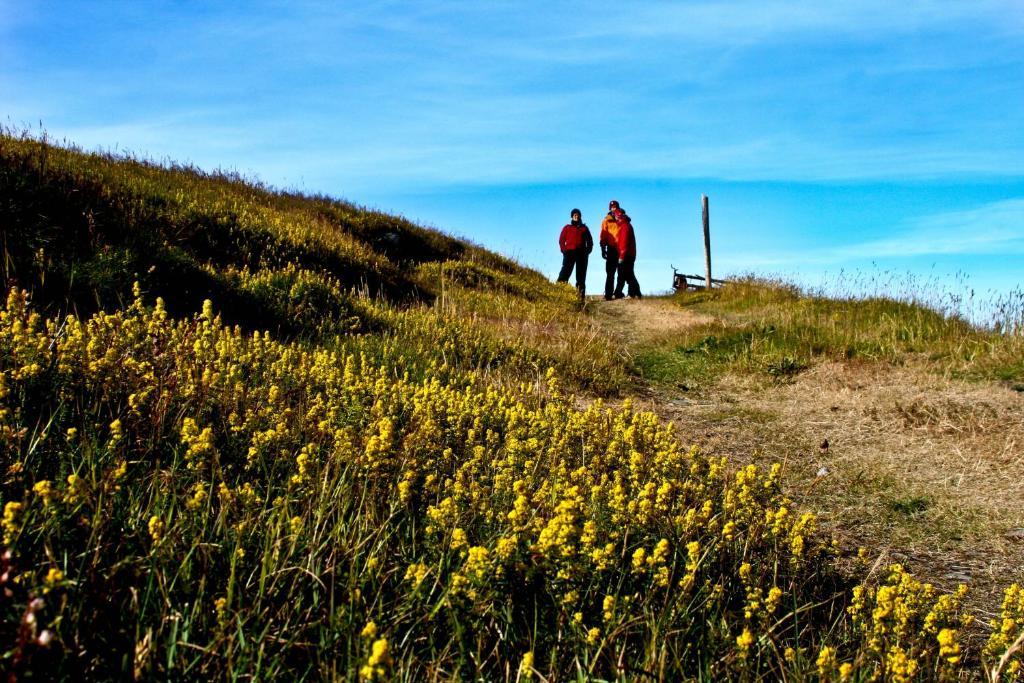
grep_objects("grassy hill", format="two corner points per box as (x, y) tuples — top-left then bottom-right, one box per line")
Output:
(1, 132), (1022, 680)
(639, 279), (1024, 386)
(600, 288), (1024, 634)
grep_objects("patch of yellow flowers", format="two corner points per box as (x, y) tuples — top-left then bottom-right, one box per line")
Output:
(1, 285), (1021, 679)
(840, 563), (973, 681)
(985, 583), (1024, 679)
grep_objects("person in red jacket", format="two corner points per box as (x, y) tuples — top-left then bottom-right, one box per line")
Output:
(610, 204), (642, 299)
(557, 208), (593, 299)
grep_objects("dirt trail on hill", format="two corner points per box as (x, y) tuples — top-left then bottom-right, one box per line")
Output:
(590, 296), (714, 343)
(593, 297), (1024, 616)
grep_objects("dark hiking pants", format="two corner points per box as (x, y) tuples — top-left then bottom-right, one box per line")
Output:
(604, 248), (619, 298)
(614, 257), (641, 298)
(557, 250), (589, 294)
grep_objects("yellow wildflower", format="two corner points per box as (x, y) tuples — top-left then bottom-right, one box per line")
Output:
(816, 646), (837, 677)
(736, 627), (755, 657)
(358, 638), (391, 680)
(32, 480), (55, 506)
(404, 562), (429, 587)
(885, 645), (917, 683)
(3, 501), (23, 544)
(631, 547), (647, 573)
(108, 418), (124, 447)
(186, 482), (208, 511)
(937, 628), (960, 665)
(64, 474), (86, 504)
(361, 621), (378, 639)
(148, 515), (165, 543)
(602, 595), (615, 622)
(520, 651), (535, 678)
(43, 567), (64, 593)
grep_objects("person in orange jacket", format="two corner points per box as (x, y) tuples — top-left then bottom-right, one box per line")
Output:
(599, 200), (623, 300)
(557, 208), (593, 298)
(609, 202), (642, 299)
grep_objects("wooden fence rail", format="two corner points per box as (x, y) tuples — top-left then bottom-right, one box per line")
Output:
(672, 269), (729, 291)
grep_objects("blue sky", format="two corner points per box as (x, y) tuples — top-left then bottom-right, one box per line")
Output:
(3, 1), (1023, 313)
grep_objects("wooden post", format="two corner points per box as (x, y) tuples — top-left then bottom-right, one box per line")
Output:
(702, 194), (711, 289)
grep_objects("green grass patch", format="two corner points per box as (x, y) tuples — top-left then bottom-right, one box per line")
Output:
(635, 321), (817, 388)
(890, 495), (932, 517)
(3, 130), (1021, 680)
(668, 278), (1024, 382)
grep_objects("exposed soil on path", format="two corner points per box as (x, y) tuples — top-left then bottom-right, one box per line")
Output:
(592, 296), (1024, 619)
(589, 296), (715, 344)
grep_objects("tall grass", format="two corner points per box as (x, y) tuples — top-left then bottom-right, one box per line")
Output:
(645, 277), (1024, 386)
(2, 131), (1023, 679)
(5, 286), (1007, 680)
(812, 267), (1024, 334)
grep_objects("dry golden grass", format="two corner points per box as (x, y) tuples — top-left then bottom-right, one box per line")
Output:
(739, 361), (1024, 606)
(596, 296), (1024, 620)
(8, 133), (1023, 678)
(590, 296), (714, 345)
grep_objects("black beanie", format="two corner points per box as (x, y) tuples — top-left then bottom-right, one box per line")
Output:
(570, 208), (581, 218)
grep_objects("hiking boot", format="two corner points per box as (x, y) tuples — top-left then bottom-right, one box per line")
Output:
(613, 293), (625, 300)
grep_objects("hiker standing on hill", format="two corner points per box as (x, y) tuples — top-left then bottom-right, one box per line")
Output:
(599, 200), (622, 300)
(603, 201), (641, 299)
(557, 208), (593, 299)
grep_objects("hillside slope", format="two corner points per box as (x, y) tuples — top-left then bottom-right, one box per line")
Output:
(2, 131), (520, 327)
(597, 295), (1024, 616)
(2, 134), (1023, 680)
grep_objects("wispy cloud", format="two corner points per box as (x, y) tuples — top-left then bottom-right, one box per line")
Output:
(446, 0), (1024, 69)
(595, 0), (1024, 42)
(50, 115), (261, 165)
(4, 0), (1023, 193)
(728, 198), (1024, 268)
(840, 198), (1024, 258)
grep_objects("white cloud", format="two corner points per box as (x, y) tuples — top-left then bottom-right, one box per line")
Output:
(5, 0), (1023, 193)
(845, 198), (1024, 258)
(48, 114), (260, 166)
(580, 0), (1024, 44)
(291, 132), (1024, 194)
(728, 198), (1024, 268)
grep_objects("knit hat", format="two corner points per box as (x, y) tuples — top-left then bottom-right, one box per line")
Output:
(570, 208), (581, 218)
(608, 200), (619, 210)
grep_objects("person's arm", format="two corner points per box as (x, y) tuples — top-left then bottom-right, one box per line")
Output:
(584, 227), (594, 254)
(598, 222), (608, 258)
(558, 225), (569, 252)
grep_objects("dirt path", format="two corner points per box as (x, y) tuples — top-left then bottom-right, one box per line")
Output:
(589, 296), (714, 344)
(592, 297), (1024, 614)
